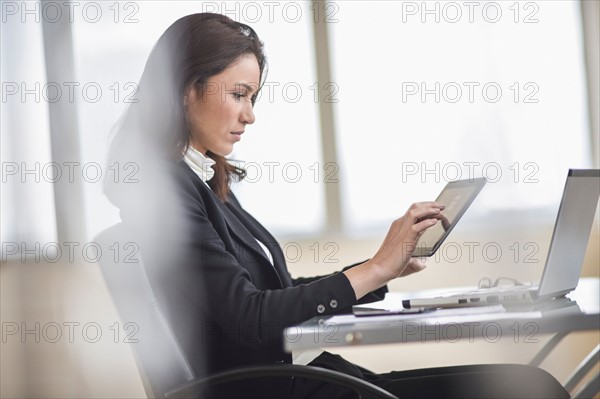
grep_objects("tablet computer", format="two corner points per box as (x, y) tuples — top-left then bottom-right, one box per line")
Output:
(412, 178), (487, 257)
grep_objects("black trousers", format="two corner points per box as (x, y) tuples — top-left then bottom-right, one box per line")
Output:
(291, 352), (570, 399)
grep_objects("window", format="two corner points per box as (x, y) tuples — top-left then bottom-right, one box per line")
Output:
(1, 14), (56, 245)
(329, 0), (590, 235)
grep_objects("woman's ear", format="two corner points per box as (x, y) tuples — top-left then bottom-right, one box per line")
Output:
(183, 88), (191, 107)
(183, 84), (196, 107)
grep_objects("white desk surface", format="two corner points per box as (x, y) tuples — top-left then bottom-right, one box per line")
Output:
(284, 277), (599, 352)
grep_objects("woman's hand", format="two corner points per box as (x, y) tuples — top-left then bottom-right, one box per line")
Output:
(343, 202), (444, 300)
(399, 257), (427, 277)
(370, 201), (445, 280)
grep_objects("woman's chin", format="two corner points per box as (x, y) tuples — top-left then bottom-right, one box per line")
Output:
(211, 146), (234, 157)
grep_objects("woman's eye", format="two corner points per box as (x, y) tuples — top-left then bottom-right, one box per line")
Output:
(233, 93), (246, 101)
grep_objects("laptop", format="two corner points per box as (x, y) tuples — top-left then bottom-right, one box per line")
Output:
(403, 169), (600, 309)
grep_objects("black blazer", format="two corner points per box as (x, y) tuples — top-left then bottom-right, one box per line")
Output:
(121, 161), (387, 397)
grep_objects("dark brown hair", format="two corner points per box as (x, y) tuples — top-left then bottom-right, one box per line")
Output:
(108, 13), (267, 201)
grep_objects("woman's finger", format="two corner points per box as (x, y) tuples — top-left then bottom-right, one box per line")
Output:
(406, 204), (445, 224)
(412, 217), (438, 234)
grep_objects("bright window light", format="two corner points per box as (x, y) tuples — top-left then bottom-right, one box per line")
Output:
(329, 0), (590, 235)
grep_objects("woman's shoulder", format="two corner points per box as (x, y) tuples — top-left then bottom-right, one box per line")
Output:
(169, 161), (209, 192)
(169, 161), (229, 216)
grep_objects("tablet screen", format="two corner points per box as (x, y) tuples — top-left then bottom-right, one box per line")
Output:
(412, 178), (487, 257)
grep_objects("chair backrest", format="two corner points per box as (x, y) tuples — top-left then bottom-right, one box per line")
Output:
(95, 223), (195, 398)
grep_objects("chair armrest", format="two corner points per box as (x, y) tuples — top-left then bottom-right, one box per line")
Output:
(165, 364), (399, 399)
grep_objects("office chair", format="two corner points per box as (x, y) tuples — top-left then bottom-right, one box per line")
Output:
(530, 331), (599, 399)
(95, 223), (398, 399)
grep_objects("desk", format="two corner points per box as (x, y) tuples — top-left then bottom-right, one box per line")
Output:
(284, 278), (599, 351)
(284, 278), (599, 397)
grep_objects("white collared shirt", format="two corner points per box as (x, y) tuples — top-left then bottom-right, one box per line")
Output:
(183, 145), (216, 183)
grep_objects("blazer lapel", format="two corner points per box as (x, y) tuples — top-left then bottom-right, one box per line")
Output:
(225, 201), (293, 287)
(216, 200), (275, 267)
(179, 162), (287, 287)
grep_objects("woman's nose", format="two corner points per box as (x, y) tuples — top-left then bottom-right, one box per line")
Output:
(240, 102), (256, 125)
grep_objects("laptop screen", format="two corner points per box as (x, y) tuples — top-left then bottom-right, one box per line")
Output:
(537, 169), (600, 298)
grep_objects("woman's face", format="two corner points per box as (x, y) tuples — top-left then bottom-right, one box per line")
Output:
(185, 53), (260, 156)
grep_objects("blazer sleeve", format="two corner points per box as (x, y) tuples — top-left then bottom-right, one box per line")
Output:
(158, 169), (359, 344)
(292, 261), (389, 305)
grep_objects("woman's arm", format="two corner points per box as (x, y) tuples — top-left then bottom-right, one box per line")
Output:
(292, 260), (389, 305)
(343, 202), (444, 300)
(291, 260), (367, 286)
(229, 182), (443, 302)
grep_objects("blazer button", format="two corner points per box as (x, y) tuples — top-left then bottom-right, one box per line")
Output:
(317, 304), (326, 314)
(330, 299), (338, 308)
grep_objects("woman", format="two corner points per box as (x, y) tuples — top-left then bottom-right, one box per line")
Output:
(106, 13), (569, 399)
